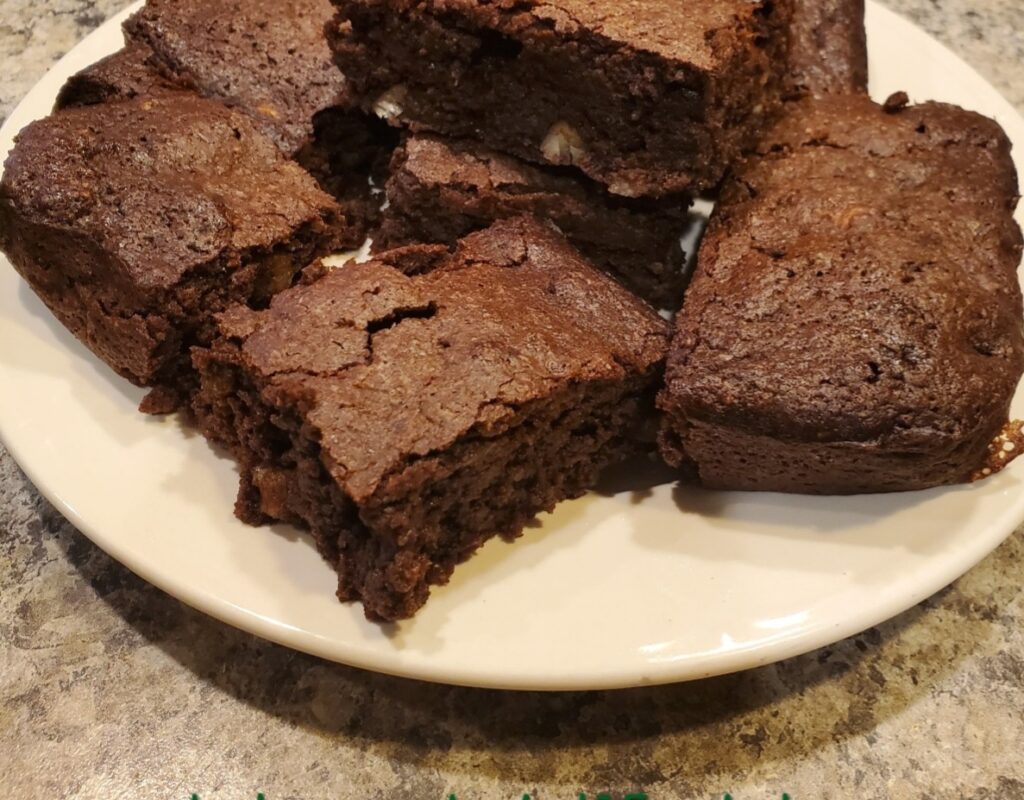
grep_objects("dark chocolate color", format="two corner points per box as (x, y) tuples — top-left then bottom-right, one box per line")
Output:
(125, 0), (347, 157)
(787, 0), (868, 97)
(54, 42), (175, 109)
(376, 133), (692, 308)
(659, 95), (1024, 494)
(192, 217), (669, 620)
(0, 93), (341, 412)
(329, 0), (793, 198)
(122, 0), (393, 240)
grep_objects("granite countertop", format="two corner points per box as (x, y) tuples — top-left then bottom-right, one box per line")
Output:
(3, 2), (1024, 798)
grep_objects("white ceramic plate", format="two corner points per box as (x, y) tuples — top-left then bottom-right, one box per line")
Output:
(2, 2), (1023, 691)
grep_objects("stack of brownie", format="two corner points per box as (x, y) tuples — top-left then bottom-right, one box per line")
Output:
(1, 0), (1022, 621)
(334, 0), (796, 307)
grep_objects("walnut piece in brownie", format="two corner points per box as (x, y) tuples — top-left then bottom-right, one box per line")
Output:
(192, 218), (670, 621)
(329, 0), (793, 198)
(0, 93), (342, 413)
(659, 94), (1024, 494)
(117, 0), (393, 242)
(376, 134), (692, 308)
(787, 0), (868, 97)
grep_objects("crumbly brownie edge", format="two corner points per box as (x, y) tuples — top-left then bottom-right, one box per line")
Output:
(0, 192), (340, 414)
(297, 109), (398, 247)
(193, 333), (661, 620)
(330, 0), (792, 197)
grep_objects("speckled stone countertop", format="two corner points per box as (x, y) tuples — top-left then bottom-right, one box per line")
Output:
(3, 1), (1024, 798)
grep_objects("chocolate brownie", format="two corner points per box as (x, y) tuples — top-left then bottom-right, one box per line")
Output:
(0, 93), (341, 413)
(659, 94), (1024, 494)
(124, 0), (393, 240)
(329, 0), (793, 198)
(192, 217), (670, 620)
(54, 42), (175, 109)
(375, 134), (692, 307)
(787, 0), (868, 97)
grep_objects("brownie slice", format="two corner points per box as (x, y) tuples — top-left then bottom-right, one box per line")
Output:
(787, 0), (868, 97)
(329, 0), (793, 198)
(0, 93), (342, 413)
(375, 134), (692, 308)
(192, 217), (670, 621)
(658, 94), (1024, 494)
(122, 0), (393, 241)
(54, 42), (175, 109)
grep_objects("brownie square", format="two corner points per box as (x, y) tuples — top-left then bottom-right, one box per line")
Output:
(787, 0), (868, 97)
(329, 0), (792, 198)
(659, 94), (1024, 494)
(376, 134), (692, 308)
(192, 217), (669, 620)
(0, 93), (342, 413)
(120, 0), (394, 242)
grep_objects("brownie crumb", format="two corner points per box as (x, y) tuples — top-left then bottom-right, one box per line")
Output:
(884, 91), (911, 113)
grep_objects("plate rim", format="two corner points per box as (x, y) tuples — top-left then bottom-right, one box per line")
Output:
(1, 0), (1023, 691)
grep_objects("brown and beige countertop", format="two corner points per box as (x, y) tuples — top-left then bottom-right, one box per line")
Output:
(3, 1), (1024, 797)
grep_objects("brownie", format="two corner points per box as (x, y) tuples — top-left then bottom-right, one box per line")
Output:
(54, 42), (175, 109)
(658, 94), (1024, 494)
(122, 0), (393, 240)
(192, 217), (670, 620)
(787, 0), (868, 97)
(0, 93), (342, 413)
(375, 134), (692, 308)
(329, 0), (793, 198)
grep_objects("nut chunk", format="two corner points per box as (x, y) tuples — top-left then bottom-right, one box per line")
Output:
(192, 218), (670, 620)
(0, 93), (341, 413)
(659, 95), (1024, 494)
(329, 0), (792, 198)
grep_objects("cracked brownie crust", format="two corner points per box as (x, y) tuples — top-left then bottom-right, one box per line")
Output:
(0, 92), (341, 413)
(659, 94), (1024, 494)
(192, 217), (669, 620)
(329, 0), (792, 198)
(376, 133), (692, 307)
